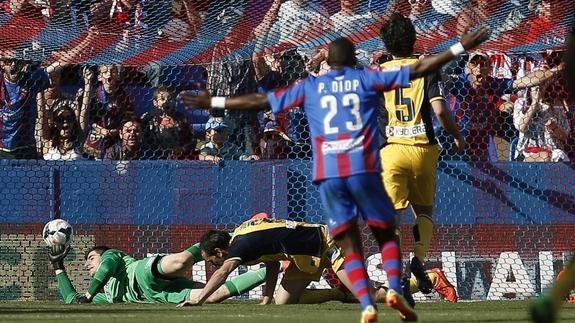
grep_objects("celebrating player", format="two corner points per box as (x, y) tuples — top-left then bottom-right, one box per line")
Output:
(377, 13), (466, 296)
(180, 30), (490, 322)
(48, 242), (266, 304)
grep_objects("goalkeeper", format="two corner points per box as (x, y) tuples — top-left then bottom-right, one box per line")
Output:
(48, 242), (267, 304)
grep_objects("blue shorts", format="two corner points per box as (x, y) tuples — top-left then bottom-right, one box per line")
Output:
(318, 173), (396, 237)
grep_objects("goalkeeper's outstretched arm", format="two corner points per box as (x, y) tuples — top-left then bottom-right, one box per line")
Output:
(55, 271), (107, 304)
(49, 245), (104, 304)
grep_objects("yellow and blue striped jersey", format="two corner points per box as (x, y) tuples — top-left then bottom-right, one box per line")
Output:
(379, 58), (443, 146)
(226, 218), (327, 273)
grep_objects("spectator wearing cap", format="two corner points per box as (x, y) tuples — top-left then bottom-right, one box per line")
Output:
(202, 1), (260, 159)
(445, 51), (561, 161)
(199, 117), (259, 164)
(259, 120), (291, 160)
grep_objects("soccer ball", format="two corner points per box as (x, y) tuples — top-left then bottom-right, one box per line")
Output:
(43, 219), (73, 247)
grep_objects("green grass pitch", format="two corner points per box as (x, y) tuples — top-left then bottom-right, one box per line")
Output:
(1, 300), (575, 323)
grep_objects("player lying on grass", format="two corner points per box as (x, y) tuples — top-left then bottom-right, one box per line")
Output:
(178, 217), (390, 306)
(48, 242), (267, 304)
(176, 216), (457, 307)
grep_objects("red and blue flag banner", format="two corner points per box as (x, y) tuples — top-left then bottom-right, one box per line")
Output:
(0, 0), (573, 64)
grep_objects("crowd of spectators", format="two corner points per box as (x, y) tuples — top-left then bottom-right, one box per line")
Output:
(0, 0), (573, 162)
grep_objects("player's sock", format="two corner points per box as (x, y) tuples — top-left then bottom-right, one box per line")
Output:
(298, 288), (346, 303)
(381, 240), (402, 293)
(409, 277), (419, 294)
(413, 214), (433, 262)
(428, 270), (438, 287)
(186, 243), (203, 263)
(344, 251), (374, 310)
(224, 267), (267, 296)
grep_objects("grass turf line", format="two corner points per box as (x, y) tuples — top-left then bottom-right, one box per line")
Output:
(1, 300), (575, 323)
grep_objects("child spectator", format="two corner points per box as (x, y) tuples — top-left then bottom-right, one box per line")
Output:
(199, 117), (259, 163)
(141, 86), (196, 159)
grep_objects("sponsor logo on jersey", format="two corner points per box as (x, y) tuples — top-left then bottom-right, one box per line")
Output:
(386, 123), (426, 138)
(321, 135), (365, 154)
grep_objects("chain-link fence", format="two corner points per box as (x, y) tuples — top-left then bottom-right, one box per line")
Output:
(0, 0), (574, 302)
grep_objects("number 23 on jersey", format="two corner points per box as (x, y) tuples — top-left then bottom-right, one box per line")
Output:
(321, 93), (363, 135)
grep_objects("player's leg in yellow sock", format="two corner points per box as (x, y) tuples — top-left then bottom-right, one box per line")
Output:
(412, 212), (433, 263)
(428, 270), (438, 287)
(409, 206), (434, 294)
(409, 277), (419, 294)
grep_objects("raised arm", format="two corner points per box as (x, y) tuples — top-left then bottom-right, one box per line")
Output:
(513, 64), (564, 90)
(180, 90), (269, 111)
(77, 66), (94, 134)
(253, 0), (282, 40)
(514, 87), (541, 133)
(48, 245), (91, 304)
(409, 26), (491, 80)
(36, 91), (50, 156)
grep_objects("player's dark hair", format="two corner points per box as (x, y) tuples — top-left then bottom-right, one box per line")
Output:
(200, 230), (231, 256)
(380, 13), (416, 58)
(85, 246), (110, 260)
(327, 37), (357, 68)
(121, 116), (143, 129)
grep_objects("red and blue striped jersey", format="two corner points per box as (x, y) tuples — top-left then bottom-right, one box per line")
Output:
(267, 66), (410, 182)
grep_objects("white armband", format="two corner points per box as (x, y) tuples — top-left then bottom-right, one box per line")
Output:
(211, 97), (226, 109)
(449, 42), (465, 57)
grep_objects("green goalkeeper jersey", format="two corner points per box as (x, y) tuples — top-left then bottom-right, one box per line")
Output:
(57, 249), (145, 304)
(88, 249), (143, 303)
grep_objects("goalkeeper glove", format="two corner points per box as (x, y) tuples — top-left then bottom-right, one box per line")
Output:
(48, 244), (71, 271)
(71, 294), (91, 304)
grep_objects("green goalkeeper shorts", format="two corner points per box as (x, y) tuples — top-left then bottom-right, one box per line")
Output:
(135, 255), (203, 304)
